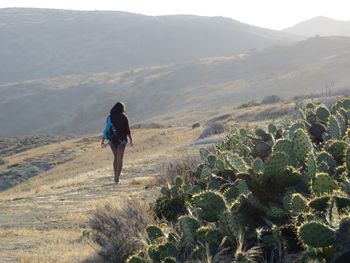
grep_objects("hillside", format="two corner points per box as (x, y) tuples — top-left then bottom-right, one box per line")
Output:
(0, 8), (296, 84)
(0, 99), (299, 261)
(1, 36), (350, 136)
(0, 126), (200, 262)
(284, 16), (350, 37)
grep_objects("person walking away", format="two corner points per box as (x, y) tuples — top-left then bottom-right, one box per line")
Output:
(101, 102), (133, 185)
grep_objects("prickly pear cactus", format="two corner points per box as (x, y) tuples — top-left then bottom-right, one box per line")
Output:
(273, 166), (302, 188)
(273, 138), (296, 165)
(207, 154), (217, 168)
(292, 129), (313, 163)
(226, 153), (247, 173)
(316, 105), (331, 122)
(298, 222), (336, 248)
(335, 196), (350, 211)
(139, 98), (350, 263)
(316, 151), (336, 174)
(336, 218), (350, 252)
(252, 158), (264, 174)
(306, 154), (317, 179)
(178, 216), (200, 246)
(305, 102), (315, 109)
(336, 112), (347, 137)
(345, 147), (350, 172)
(325, 140), (349, 164)
(285, 193), (309, 214)
(126, 255), (147, 263)
(223, 187), (240, 203)
(163, 257), (177, 263)
(215, 158), (225, 171)
(146, 225), (165, 243)
(268, 123), (277, 134)
(329, 115), (341, 140)
(255, 128), (267, 137)
(263, 152), (289, 179)
(288, 122), (306, 139)
(308, 196), (330, 212)
(195, 225), (223, 255)
(192, 190), (227, 222)
(312, 173), (338, 195)
(342, 99), (350, 110)
(148, 242), (177, 262)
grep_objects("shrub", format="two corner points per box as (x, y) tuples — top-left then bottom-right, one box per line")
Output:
(261, 95), (282, 104)
(162, 156), (200, 185)
(192, 122), (201, 129)
(238, 100), (260, 109)
(199, 123), (228, 139)
(89, 201), (150, 263)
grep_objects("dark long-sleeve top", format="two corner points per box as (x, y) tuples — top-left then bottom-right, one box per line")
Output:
(102, 113), (131, 141)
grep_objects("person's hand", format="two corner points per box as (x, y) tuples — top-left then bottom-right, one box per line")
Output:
(101, 141), (107, 148)
(130, 140), (134, 147)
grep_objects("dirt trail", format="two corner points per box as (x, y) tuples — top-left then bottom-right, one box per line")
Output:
(0, 127), (199, 262)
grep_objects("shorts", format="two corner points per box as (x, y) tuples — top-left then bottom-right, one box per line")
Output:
(110, 139), (128, 148)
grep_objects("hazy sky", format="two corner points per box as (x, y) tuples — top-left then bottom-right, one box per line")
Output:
(1, 0), (350, 30)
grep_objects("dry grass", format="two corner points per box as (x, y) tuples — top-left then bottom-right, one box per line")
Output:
(160, 154), (200, 184)
(18, 229), (98, 263)
(129, 176), (160, 186)
(89, 201), (151, 263)
(0, 228), (99, 263)
(0, 126), (200, 262)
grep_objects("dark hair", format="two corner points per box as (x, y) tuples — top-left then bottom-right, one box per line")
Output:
(110, 102), (125, 116)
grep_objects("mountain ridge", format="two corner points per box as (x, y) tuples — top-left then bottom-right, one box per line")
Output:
(0, 8), (297, 83)
(1, 36), (350, 136)
(284, 16), (350, 37)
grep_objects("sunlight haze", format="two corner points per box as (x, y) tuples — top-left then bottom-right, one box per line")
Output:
(1, 0), (350, 29)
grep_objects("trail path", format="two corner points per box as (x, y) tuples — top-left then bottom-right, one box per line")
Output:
(0, 127), (199, 262)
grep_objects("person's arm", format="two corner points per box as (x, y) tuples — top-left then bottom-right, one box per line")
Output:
(101, 116), (110, 148)
(125, 115), (133, 146)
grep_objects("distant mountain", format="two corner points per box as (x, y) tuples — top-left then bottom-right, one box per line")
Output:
(1, 36), (350, 136)
(284, 16), (350, 37)
(0, 8), (297, 84)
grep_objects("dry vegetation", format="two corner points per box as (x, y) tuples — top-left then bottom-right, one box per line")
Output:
(0, 126), (199, 262)
(0, 98), (336, 262)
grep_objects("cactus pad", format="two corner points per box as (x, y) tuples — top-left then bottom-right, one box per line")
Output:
(316, 105), (331, 122)
(263, 152), (289, 179)
(312, 173), (338, 195)
(146, 225), (165, 243)
(335, 218), (350, 252)
(178, 216), (200, 246)
(126, 256), (147, 263)
(329, 115), (341, 139)
(316, 151), (336, 173)
(289, 122), (306, 139)
(192, 190), (227, 222)
(308, 196), (330, 212)
(289, 193), (309, 213)
(292, 129), (313, 163)
(252, 158), (264, 174)
(224, 187), (240, 203)
(298, 222), (336, 248)
(325, 140), (349, 164)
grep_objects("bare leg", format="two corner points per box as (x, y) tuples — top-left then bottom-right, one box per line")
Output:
(110, 146), (118, 183)
(115, 146), (126, 182)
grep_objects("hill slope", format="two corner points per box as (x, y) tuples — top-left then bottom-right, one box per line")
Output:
(284, 16), (350, 37)
(1, 36), (350, 136)
(0, 8), (296, 83)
